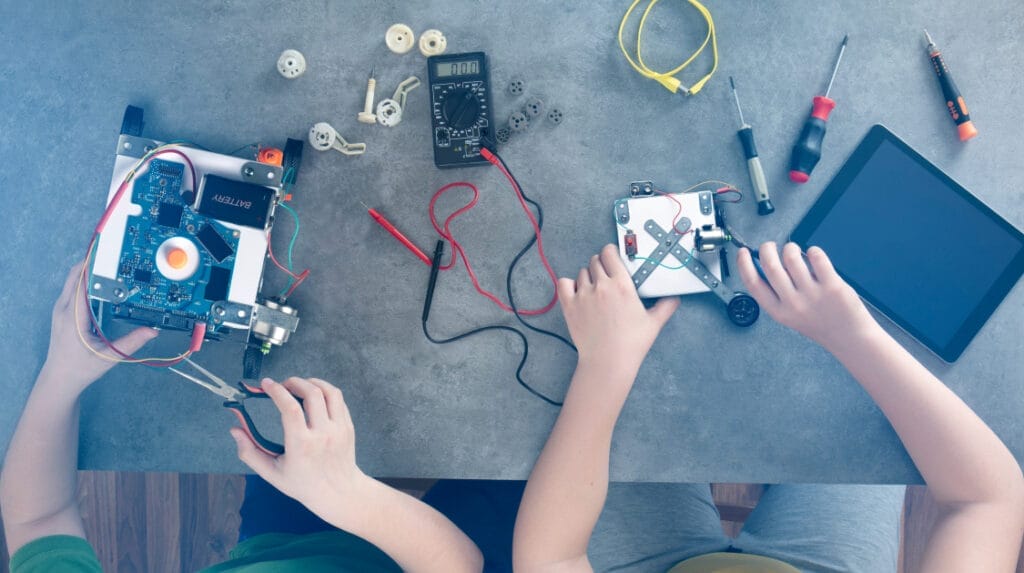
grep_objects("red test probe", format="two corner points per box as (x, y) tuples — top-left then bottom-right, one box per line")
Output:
(789, 35), (848, 184)
(363, 203), (432, 266)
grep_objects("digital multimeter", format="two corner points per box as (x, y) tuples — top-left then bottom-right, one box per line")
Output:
(427, 52), (494, 168)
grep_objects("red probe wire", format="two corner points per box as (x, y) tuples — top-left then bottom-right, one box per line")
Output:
(427, 149), (559, 317)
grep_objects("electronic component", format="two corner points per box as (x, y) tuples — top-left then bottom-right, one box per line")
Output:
(427, 52), (495, 168)
(624, 230), (638, 259)
(197, 223), (234, 262)
(204, 266), (231, 301)
(277, 49), (306, 79)
(385, 24), (415, 54)
(419, 29), (447, 56)
(157, 202), (184, 228)
(195, 174), (274, 229)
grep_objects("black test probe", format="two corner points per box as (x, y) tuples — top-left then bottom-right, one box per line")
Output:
(789, 35), (848, 184)
(924, 30), (977, 142)
(728, 77), (774, 216)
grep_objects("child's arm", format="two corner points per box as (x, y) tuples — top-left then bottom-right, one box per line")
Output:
(232, 376), (484, 573)
(738, 242), (1024, 572)
(512, 246), (679, 573)
(0, 263), (158, 554)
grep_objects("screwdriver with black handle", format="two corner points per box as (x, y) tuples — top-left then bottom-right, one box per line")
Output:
(789, 35), (848, 184)
(728, 77), (774, 215)
(924, 30), (977, 141)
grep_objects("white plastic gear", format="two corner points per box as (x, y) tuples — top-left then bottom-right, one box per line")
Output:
(547, 107), (564, 125)
(376, 99), (403, 127)
(308, 122), (366, 155)
(419, 29), (447, 56)
(277, 49), (307, 79)
(385, 24), (415, 54)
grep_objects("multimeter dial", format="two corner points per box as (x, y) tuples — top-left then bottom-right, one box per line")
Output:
(437, 84), (487, 135)
(427, 52), (494, 168)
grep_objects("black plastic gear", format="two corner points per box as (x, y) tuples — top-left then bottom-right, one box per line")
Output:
(495, 127), (511, 145)
(509, 111), (529, 132)
(727, 293), (760, 327)
(508, 78), (525, 96)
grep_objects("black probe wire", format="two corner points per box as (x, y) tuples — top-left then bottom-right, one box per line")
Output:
(421, 240), (563, 407)
(496, 154), (578, 353)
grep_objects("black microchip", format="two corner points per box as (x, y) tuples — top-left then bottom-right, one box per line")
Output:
(204, 266), (231, 301)
(197, 224), (234, 262)
(133, 269), (153, 283)
(156, 202), (184, 228)
(196, 174), (274, 229)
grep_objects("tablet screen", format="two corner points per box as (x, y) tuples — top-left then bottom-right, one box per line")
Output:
(792, 126), (1024, 361)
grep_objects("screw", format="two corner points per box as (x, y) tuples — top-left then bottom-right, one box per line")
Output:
(243, 166), (255, 177)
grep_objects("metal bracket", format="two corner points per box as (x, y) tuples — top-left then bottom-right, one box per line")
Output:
(240, 161), (283, 188)
(116, 134), (164, 159)
(630, 218), (692, 289)
(90, 275), (129, 303)
(211, 301), (255, 329)
(629, 180), (654, 197)
(615, 200), (630, 225)
(698, 190), (713, 215)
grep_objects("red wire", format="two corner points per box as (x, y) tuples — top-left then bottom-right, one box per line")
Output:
(427, 153), (559, 316)
(653, 189), (688, 235)
(84, 148), (201, 366)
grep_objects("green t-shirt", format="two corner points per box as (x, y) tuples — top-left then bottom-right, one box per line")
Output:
(10, 532), (401, 573)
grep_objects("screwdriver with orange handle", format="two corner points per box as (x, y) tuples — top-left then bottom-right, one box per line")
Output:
(789, 35), (848, 184)
(924, 30), (977, 142)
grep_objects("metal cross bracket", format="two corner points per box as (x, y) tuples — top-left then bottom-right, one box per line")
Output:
(630, 219), (692, 289)
(632, 219), (760, 327)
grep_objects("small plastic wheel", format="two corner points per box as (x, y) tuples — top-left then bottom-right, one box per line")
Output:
(495, 127), (511, 145)
(547, 107), (564, 125)
(523, 97), (543, 117)
(726, 292), (759, 327)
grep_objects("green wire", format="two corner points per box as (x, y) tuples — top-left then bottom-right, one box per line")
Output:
(277, 168), (300, 297)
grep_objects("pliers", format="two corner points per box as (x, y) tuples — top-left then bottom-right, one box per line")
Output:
(169, 358), (294, 456)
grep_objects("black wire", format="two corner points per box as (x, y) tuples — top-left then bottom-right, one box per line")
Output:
(496, 154), (578, 353)
(421, 320), (561, 407)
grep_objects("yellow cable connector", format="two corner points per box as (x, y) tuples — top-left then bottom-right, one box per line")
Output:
(617, 0), (719, 96)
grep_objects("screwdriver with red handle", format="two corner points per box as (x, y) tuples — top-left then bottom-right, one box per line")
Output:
(789, 35), (848, 184)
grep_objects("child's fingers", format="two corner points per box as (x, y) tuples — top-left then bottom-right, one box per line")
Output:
(589, 254), (609, 282)
(782, 243), (814, 290)
(647, 295), (680, 328)
(806, 246), (840, 285)
(280, 377), (329, 429)
(230, 427), (279, 480)
(58, 262), (86, 310)
(262, 378), (309, 438)
(556, 277), (577, 300)
(576, 266), (592, 290)
(599, 244), (625, 279)
(757, 242), (797, 302)
(109, 327), (159, 357)
(306, 378), (349, 423)
(737, 248), (779, 310)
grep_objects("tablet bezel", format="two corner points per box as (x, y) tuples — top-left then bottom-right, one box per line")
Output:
(791, 124), (1024, 362)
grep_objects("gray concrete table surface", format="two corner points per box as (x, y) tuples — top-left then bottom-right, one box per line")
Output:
(1, 1), (1022, 482)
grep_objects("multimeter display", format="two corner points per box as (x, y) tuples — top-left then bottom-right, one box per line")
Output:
(435, 60), (479, 78)
(427, 52), (494, 168)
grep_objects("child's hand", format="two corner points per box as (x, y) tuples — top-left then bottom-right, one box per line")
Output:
(737, 242), (877, 351)
(231, 377), (369, 518)
(557, 244), (680, 375)
(41, 262), (159, 392)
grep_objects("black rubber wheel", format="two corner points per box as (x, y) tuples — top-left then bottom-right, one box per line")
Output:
(282, 137), (304, 184)
(727, 292), (759, 327)
(120, 105), (144, 136)
(243, 343), (263, 380)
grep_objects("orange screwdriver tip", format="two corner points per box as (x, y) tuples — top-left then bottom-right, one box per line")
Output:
(958, 121), (978, 141)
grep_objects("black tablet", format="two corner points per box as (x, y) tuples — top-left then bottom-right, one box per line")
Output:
(791, 125), (1024, 362)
